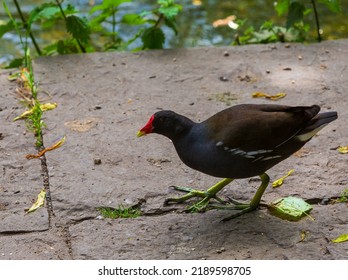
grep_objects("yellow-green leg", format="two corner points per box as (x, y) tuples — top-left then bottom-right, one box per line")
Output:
(212, 173), (270, 221)
(164, 173), (270, 220)
(164, 178), (234, 212)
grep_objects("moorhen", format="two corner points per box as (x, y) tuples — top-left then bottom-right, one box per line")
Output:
(137, 104), (337, 220)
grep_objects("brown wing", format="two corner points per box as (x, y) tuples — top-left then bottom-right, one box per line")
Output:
(204, 104), (320, 151)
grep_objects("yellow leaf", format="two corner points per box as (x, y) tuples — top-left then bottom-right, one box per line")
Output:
(337, 146), (348, 154)
(331, 234), (348, 243)
(8, 71), (20, 81)
(252, 92), (286, 100)
(27, 189), (46, 213)
(192, 0), (202, 6)
(40, 103), (58, 111)
(13, 102), (58, 121)
(13, 109), (34, 121)
(272, 169), (294, 188)
(299, 230), (308, 242)
(50, 135), (66, 149)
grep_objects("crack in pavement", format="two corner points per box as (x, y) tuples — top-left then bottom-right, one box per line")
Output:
(39, 150), (55, 227)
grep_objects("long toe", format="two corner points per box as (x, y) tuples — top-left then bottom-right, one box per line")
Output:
(221, 204), (258, 221)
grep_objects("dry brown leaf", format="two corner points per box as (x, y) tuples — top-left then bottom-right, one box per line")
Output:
(192, 0), (202, 6)
(293, 147), (311, 157)
(212, 15), (237, 28)
(26, 136), (66, 159)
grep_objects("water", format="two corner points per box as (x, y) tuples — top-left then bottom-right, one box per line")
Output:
(1, 0), (347, 66)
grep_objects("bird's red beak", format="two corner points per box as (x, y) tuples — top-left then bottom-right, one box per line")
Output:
(137, 115), (155, 137)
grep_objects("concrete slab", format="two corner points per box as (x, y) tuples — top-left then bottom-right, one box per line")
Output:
(0, 40), (347, 259)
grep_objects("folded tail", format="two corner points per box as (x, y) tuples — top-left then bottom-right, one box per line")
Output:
(295, 110), (338, 142)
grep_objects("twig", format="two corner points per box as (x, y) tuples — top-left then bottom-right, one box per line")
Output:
(13, 0), (42, 55)
(311, 0), (322, 42)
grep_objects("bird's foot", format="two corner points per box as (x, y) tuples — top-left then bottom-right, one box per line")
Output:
(211, 173), (270, 221)
(163, 174), (270, 220)
(208, 202), (259, 221)
(164, 186), (226, 213)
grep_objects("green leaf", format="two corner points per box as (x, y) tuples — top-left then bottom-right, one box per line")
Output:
(318, 0), (341, 13)
(260, 20), (274, 30)
(275, 0), (290, 16)
(66, 15), (91, 44)
(141, 27), (165, 49)
(158, 6), (181, 20)
(122, 14), (146, 25)
(268, 196), (313, 221)
(5, 57), (24, 69)
(90, 0), (130, 14)
(286, 1), (305, 29)
(57, 39), (80, 54)
(0, 20), (14, 38)
(164, 17), (178, 35)
(28, 3), (60, 27)
(157, 0), (182, 20)
(331, 234), (348, 243)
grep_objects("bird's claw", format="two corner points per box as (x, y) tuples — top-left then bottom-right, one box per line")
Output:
(185, 198), (210, 213)
(208, 202), (260, 221)
(164, 185), (226, 208)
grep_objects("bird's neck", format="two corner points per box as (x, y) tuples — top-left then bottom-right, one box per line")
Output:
(166, 115), (195, 142)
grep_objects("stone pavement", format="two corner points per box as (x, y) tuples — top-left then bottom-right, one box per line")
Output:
(0, 40), (347, 259)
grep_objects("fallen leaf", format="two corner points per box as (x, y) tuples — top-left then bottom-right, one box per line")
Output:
(272, 169), (294, 188)
(293, 147), (311, 157)
(252, 92), (286, 100)
(26, 135), (66, 159)
(13, 102), (58, 121)
(192, 0), (202, 6)
(331, 234), (348, 243)
(212, 15), (237, 28)
(8, 71), (20, 81)
(27, 189), (46, 213)
(268, 196), (313, 221)
(299, 230), (308, 242)
(337, 146), (348, 154)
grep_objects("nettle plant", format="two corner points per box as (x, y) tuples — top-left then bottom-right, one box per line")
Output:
(1, 0), (182, 67)
(233, 0), (341, 45)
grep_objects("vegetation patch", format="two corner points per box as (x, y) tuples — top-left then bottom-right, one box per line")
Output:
(98, 205), (141, 219)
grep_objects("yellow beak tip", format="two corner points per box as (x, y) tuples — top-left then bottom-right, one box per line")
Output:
(137, 130), (145, 137)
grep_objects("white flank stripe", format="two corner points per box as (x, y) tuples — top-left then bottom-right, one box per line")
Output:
(260, 155), (282, 161)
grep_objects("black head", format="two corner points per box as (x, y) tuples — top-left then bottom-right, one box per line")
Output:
(137, 110), (194, 140)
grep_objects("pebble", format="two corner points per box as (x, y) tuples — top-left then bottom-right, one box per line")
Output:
(216, 247), (226, 254)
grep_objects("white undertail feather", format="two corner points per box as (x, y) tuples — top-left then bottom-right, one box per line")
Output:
(295, 123), (329, 142)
